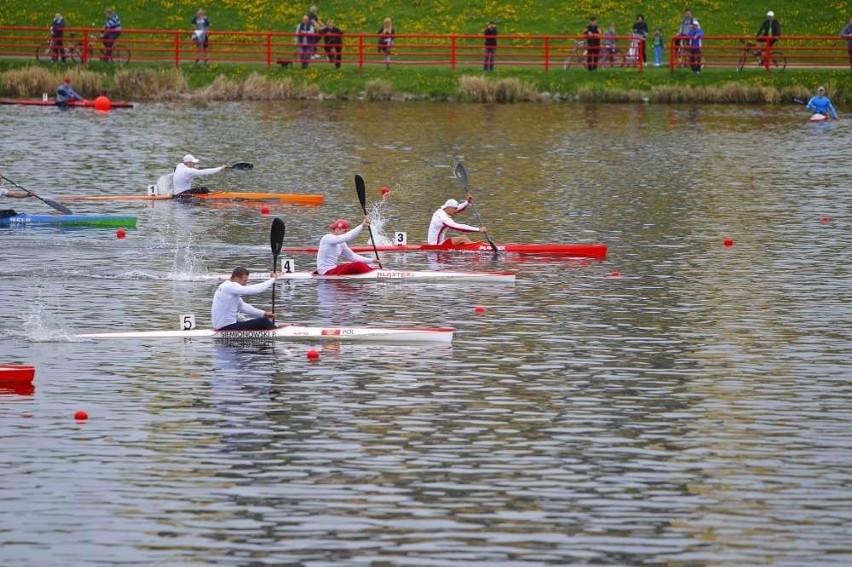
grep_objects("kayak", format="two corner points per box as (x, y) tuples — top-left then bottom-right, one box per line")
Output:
(0, 98), (134, 109)
(74, 324), (454, 344)
(0, 212), (137, 228)
(58, 191), (324, 206)
(809, 113), (828, 123)
(0, 364), (35, 383)
(219, 269), (516, 283)
(281, 242), (608, 259)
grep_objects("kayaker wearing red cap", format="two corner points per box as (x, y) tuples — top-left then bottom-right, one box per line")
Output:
(316, 217), (379, 275)
(427, 193), (487, 245)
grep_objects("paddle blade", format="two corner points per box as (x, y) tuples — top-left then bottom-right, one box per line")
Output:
(230, 162), (254, 171)
(792, 97), (806, 105)
(454, 162), (469, 190)
(270, 217), (285, 257)
(355, 174), (367, 213)
(43, 197), (74, 215)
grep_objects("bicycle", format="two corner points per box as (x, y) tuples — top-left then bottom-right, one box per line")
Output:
(563, 40), (587, 69)
(737, 40), (786, 71)
(35, 33), (79, 63)
(75, 34), (131, 65)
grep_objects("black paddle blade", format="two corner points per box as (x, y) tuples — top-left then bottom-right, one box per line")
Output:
(270, 217), (285, 257)
(230, 162), (254, 171)
(792, 97), (806, 105)
(454, 162), (469, 190)
(43, 198), (74, 215)
(355, 174), (367, 213)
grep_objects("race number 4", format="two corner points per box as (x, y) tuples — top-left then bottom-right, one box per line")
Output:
(279, 258), (295, 273)
(181, 314), (197, 330)
(394, 232), (407, 246)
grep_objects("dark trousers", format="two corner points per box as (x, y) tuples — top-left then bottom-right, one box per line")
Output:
(586, 46), (599, 70)
(218, 317), (276, 331)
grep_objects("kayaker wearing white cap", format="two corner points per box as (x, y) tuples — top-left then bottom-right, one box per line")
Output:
(172, 154), (229, 197)
(427, 193), (487, 245)
(756, 10), (781, 47)
(805, 86), (839, 119)
(316, 217), (379, 275)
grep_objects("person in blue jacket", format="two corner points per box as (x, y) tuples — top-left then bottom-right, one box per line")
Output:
(805, 86), (839, 119)
(687, 20), (703, 73)
(56, 77), (86, 107)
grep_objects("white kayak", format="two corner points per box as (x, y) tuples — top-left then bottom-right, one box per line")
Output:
(809, 113), (828, 123)
(74, 324), (454, 344)
(213, 269), (515, 284)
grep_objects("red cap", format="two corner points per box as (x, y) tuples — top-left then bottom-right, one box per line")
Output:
(329, 219), (350, 230)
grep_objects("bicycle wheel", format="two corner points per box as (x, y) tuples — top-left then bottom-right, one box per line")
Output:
(66, 45), (80, 64)
(35, 42), (51, 62)
(112, 46), (130, 65)
(736, 52), (748, 72)
(770, 52), (786, 71)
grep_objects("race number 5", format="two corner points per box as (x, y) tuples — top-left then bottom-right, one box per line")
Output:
(181, 314), (196, 330)
(394, 232), (407, 246)
(279, 258), (295, 273)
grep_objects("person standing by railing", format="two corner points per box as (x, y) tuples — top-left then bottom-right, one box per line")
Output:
(687, 20), (703, 73)
(583, 17), (602, 71)
(756, 11), (781, 47)
(676, 9), (695, 66)
(483, 21), (497, 71)
(632, 14), (648, 64)
(101, 8), (122, 62)
(318, 19), (343, 69)
(191, 9), (210, 65)
(378, 17), (395, 69)
(49, 13), (65, 63)
(841, 17), (852, 70)
(603, 22), (617, 66)
(651, 27), (664, 67)
(296, 15), (315, 69)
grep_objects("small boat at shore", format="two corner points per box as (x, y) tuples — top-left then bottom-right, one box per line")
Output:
(74, 324), (454, 344)
(0, 212), (137, 228)
(0, 98), (134, 109)
(281, 242), (608, 259)
(58, 191), (324, 206)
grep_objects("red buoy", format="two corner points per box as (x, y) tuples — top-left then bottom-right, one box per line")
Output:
(93, 96), (111, 111)
(260, 206), (270, 215)
(610, 270), (621, 278)
(116, 228), (126, 239)
(74, 410), (89, 421)
(306, 349), (320, 360)
(723, 237), (734, 247)
(821, 216), (830, 223)
(474, 305), (487, 314)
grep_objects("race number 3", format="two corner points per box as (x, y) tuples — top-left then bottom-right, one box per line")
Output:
(394, 232), (407, 246)
(280, 258), (295, 273)
(181, 314), (197, 330)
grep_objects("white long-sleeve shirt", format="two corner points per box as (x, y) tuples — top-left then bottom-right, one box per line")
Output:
(172, 163), (225, 195)
(426, 200), (479, 244)
(316, 224), (375, 275)
(211, 277), (276, 329)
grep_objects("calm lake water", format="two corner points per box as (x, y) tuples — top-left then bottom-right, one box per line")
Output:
(1, 99), (850, 566)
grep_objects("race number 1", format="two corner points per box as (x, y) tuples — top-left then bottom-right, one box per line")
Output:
(181, 314), (196, 330)
(147, 184), (159, 196)
(394, 232), (407, 246)
(279, 258), (295, 273)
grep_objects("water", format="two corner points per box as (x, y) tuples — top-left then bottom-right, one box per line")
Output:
(1, 100), (850, 566)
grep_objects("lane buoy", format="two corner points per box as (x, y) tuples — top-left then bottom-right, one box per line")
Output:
(474, 305), (487, 314)
(723, 237), (734, 247)
(116, 228), (126, 239)
(306, 349), (320, 360)
(94, 96), (111, 111)
(74, 410), (89, 421)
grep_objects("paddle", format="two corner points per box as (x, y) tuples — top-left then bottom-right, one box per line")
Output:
(230, 162), (253, 171)
(355, 174), (383, 269)
(453, 162), (498, 255)
(792, 97), (806, 105)
(1, 176), (73, 215)
(270, 217), (285, 323)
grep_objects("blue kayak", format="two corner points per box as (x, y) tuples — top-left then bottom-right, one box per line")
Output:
(0, 212), (137, 228)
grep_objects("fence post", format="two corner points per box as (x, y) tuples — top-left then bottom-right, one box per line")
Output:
(174, 31), (180, 67)
(544, 37), (550, 72)
(358, 35), (364, 70)
(451, 35), (456, 71)
(763, 40), (771, 71)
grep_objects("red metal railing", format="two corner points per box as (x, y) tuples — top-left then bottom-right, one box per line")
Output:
(4, 26), (852, 71)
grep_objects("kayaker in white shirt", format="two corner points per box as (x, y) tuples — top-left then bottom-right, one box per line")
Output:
(0, 174), (33, 198)
(172, 154), (229, 196)
(427, 194), (487, 245)
(212, 267), (281, 330)
(316, 218), (379, 275)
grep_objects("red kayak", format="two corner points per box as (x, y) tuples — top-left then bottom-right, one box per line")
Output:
(0, 98), (134, 109)
(281, 242), (607, 259)
(0, 364), (35, 383)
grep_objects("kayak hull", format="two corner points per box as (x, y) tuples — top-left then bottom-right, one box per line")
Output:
(216, 269), (516, 283)
(281, 242), (607, 259)
(0, 98), (134, 109)
(58, 192), (323, 205)
(809, 113), (828, 123)
(0, 364), (35, 383)
(0, 213), (137, 228)
(74, 324), (454, 344)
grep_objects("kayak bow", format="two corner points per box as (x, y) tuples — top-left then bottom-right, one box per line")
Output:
(0, 212), (137, 228)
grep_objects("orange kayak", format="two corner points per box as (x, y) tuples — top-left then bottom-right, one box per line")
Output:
(58, 192), (324, 206)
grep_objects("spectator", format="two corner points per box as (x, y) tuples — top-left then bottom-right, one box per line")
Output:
(583, 17), (602, 71)
(378, 17), (395, 69)
(756, 11), (781, 46)
(805, 86), (839, 119)
(319, 19), (343, 69)
(102, 8), (122, 62)
(483, 21), (497, 71)
(651, 27), (664, 67)
(191, 9), (210, 65)
(56, 77), (85, 107)
(603, 23), (617, 66)
(296, 15), (315, 69)
(308, 4), (323, 59)
(841, 17), (852, 70)
(50, 12), (65, 63)
(676, 9), (694, 66)
(632, 14), (649, 63)
(688, 20), (703, 73)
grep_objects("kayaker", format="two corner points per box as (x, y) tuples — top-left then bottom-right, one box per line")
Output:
(805, 86), (839, 119)
(172, 154), (229, 196)
(316, 218), (379, 275)
(0, 174), (34, 199)
(55, 77), (85, 107)
(427, 194), (488, 245)
(212, 267), (282, 331)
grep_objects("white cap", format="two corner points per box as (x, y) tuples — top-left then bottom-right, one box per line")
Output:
(817, 85), (825, 91)
(767, 11), (774, 17)
(442, 199), (459, 209)
(183, 154), (200, 164)
(692, 19), (699, 26)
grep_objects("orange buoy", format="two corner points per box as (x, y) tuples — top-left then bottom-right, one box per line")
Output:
(93, 96), (111, 111)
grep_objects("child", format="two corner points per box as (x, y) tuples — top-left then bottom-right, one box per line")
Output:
(652, 27), (664, 66)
